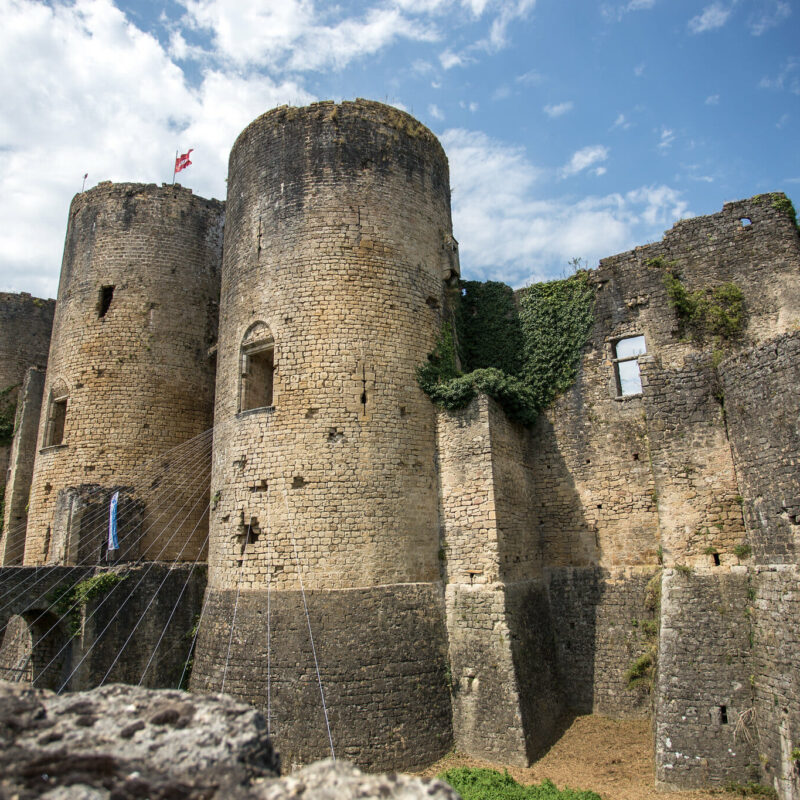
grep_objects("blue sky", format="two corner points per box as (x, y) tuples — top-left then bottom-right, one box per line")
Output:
(0, 0), (796, 297)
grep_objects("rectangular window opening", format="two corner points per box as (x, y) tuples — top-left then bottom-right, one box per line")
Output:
(46, 397), (67, 446)
(241, 345), (274, 411)
(98, 285), (115, 318)
(613, 335), (647, 397)
(720, 705), (728, 724)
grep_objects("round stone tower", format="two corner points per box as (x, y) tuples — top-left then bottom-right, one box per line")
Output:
(192, 101), (456, 769)
(24, 183), (223, 566)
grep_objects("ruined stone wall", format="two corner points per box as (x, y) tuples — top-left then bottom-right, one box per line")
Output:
(655, 568), (757, 790)
(196, 100), (455, 769)
(436, 395), (563, 765)
(0, 293), (55, 492)
(547, 566), (659, 717)
(719, 334), (800, 799)
(721, 331), (800, 564)
(1, 368), (46, 564)
(24, 183), (223, 565)
(751, 566), (800, 800)
(0, 564), (206, 692)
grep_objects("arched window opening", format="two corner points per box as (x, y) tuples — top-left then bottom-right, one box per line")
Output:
(45, 382), (68, 447)
(239, 323), (275, 412)
(613, 335), (647, 397)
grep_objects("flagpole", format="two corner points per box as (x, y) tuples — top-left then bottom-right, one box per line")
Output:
(172, 149), (178, 185)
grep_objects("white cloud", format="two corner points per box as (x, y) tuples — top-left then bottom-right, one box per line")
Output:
(705, 94), (720, 105)
(460, 100), (479, 111)
(759, 58), (800, 94)
(612, 113), (631, 129)
(440, 48), (469, 69)
(688, 3), (732, 34)
(544, 101), (574, 118)
(560, 145), (610, 178)
(750, 0), (790, 35)
(428, 103), (445, 120)
(634, 63), (646, 77)
(657, 127), (676, 151)
(493, 85), (512, 100)
(0, 0), (313, 296)
(516, 69), (544, 85)
(441, 129), (688, 285)
(602, 0), (656, 20)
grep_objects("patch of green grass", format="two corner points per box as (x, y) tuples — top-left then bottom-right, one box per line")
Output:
(438, 768), (601, 800)
(625, 649), (655, 691)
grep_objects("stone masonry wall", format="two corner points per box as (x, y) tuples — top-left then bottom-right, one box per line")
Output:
(720, 334), (800, 798)
(191, 583), (452, 772)
(655, 568), (758, 790)
(547, 566), (659, 717)
(1, 368), (46, 564)
(0, 292), (55, 486)
(25, 183), (223, 566)
(751, 566), (800, 800)
(436, 395), (564, 764)
(208, 100), (453, 593)
(721, 331), (800, 564)
(0, 564), (206, 692)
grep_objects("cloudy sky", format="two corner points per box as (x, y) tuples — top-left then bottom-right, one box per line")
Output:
(0, 0), (797, 297)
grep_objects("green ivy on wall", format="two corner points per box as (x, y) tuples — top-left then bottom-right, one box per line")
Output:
(417, 272), (596, 426)
(0, 385), (19, 447)
(457, 280), (524, 375)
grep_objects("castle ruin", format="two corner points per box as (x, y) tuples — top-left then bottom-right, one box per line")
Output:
(0, 100), (798, 798)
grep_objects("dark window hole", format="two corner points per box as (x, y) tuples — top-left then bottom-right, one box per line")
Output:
(720, 705), (728, 724)
(633, 453), (640, 461)
(292, 476), (307, 489)
(713, 552), (721, 566)
(597, 504), (603, 509)
(426, 296), (440, 309)
(327, 428), (344, 443)
(740, 218), (752, 227)
(98, 285), (114, 317)
(305, 408), (319, 418)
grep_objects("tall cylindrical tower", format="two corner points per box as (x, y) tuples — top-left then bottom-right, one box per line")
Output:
(24, 183), (223, 565)
(192, 101), (455, 768)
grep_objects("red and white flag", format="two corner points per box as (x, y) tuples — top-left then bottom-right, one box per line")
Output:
(175, 149), (193, 173)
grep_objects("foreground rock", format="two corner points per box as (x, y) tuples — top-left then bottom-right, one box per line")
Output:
(0, 681), (459, 800)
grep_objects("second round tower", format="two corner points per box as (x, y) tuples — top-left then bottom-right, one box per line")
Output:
(194, 100), (457, 768)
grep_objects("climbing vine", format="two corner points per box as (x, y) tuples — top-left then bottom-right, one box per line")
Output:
(417, 272), (595, 426)
(456, 280), (524, 375)
(0, 385), (19, 447)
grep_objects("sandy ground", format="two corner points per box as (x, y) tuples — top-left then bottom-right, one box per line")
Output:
(416, 715), (759, 800)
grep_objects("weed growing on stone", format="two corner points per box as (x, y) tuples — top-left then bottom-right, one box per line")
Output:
(49, 571), (127, 636)
(438, 767), (601, 800)
(663, 272), (745, 341)
(734, 544), (753, 560)
(723, 780), (777, 798)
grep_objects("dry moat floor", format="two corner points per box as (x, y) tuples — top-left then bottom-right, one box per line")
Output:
(417, 715), (759, 800)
